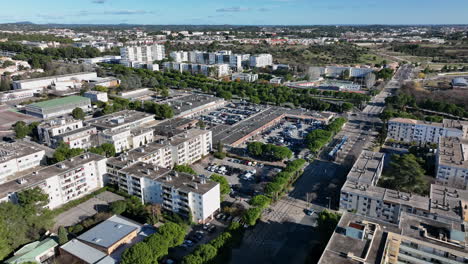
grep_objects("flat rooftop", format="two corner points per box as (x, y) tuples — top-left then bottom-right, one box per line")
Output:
(383, 189), (429, 211)
(169, 128), (210, 146)
(438, 137), (468, 169)
(107, 140), (168, 169)
(341, 180), (386, 201)
(27, 96), (90, 110)
(399, 212), (468, 252)
(86, 110), (154, 130)
(121, 162), (218, 195)
(0, 153), (105, 198)
(388, 117), (444, 127)
(162, 94), (223, 116)
(0, 141), (45, 163)
(430, 184), (468, 221)
(78, 215), (142, 249)
(347, 151), (384, 185)
(319, 212), (400, 264)
(120, 162), (171, 180)
(153, 118), (197, 137)
(38, 118), (82, 129)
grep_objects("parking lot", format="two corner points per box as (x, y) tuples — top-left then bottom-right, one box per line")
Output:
(192, 157), (280, 200)
(198, 102), (266, 127)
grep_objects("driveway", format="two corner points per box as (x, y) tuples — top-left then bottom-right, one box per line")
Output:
(53, 191), (124, 230)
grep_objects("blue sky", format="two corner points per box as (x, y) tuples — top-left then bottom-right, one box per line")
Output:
(1, 0), (468, 25)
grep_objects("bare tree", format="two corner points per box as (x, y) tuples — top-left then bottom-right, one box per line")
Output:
(364, 72), (376, 88)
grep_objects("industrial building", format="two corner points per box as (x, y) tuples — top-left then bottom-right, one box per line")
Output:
(25, 96), (92, 119)
(83, 91), (109, 103)
(12, 72), (98, 91)
(159, 94), (226, 119)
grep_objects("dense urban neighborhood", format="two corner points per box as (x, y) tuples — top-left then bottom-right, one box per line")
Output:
(0, 9), (468, 264)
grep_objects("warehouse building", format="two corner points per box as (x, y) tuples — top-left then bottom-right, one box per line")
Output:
(25, 96), (91, 119)
(12, 72), (98, 91)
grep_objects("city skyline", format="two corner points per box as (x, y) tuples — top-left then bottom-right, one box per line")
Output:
(1, 0), (468, 25)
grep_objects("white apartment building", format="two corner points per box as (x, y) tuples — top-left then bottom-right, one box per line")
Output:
(319, 212), (468, 264)
(0, 142), (46, 184)
(387, 118), (468, 144)
(87, 110), (156, 153)
(232, 73), (258, 83)
(170, 51), (189, 63)
(249, 54), (273, 68)
(56, 126), (98, 149)
(83, 91), (108, 103)
(229, 54), (243, 71)
(340, 150), (468, 224)
(118, 162), (220, 223)
(38, 118), (84, 147)
(0, 153), (107, 209)
(436, 137), (468, 189)
(120, 45), (165, 66)
(163, 62), (230, 78)
(169, 129), (212, 165)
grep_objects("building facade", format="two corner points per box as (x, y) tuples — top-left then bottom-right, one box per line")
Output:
(0, 142), (46, 184)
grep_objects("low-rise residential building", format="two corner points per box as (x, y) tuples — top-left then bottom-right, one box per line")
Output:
(231, 73), (258, 82)
(436, 137), (468, 189)
(38, 118), (84, 146)
(25, 96), (92, 119)
(0, 153), (107, 209)
(387, 118), (468, 144)
(117, 162), (220, 223)
(0, 141), (46, 184)
(4, 237), (58, 264)
(56, 126), (98, 149)
(83, 91), (108, 103)
(60, 215), (151, 264)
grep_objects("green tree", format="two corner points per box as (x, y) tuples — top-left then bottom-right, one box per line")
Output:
(194, 244), (217, 262)
(13, 121), (31, 139)
(210, 174), (230, 197)
(145, 233), (169, 260)
(341, 102), (353, 112)
(182, 254), (203, 264)
(17, 187), (49, 207)
(71, 107), (85, 120)
(158, 222), (186, 247)
(58, 226), (69, 245)
(250, 195), (272, 209)
(52, 142), (84, 163)
(379, 154), (427, 195)
(110, 200), (127, 215)
(173, 165), (197, 175)
(121, 242), (153, 264)
(101, 143), (116, 157)
(247, 142), (264, 157)
(243, 207), (262, 226)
